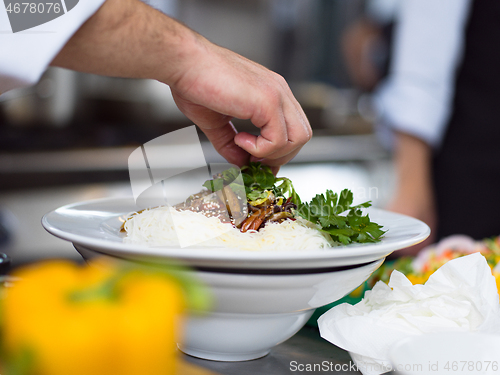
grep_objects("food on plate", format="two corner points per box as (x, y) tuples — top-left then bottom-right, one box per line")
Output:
(123, 206), (333, 251)
(122, 163), (385, 250)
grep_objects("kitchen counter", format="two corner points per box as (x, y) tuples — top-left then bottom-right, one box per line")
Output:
(184, 326), (362, 375)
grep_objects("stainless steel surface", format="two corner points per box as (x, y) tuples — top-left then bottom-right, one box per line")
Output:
(184, 326), (362, 375)
(0, 183), (131, 265)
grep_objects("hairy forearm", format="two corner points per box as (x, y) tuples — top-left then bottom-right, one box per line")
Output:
(50, 0), (312, 169)
(50, 0), (200, 85)
(388, 132), (436, 255)
(393, 132), (433, 201)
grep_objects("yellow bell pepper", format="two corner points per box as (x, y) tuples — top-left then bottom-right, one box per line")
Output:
(0, 258), (203, 375)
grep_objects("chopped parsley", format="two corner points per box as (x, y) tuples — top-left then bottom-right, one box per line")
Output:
(296, 189), (385, 245)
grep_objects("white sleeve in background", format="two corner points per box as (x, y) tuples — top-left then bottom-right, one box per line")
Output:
(374, 0), (472, 149)
(365, 0), (399, 25)
(0, 0), (106, 94)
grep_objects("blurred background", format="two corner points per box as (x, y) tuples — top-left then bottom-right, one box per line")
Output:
(0, 0), (398, 266)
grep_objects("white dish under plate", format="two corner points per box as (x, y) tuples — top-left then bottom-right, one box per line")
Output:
(42, 197), (430, 361)
(41, 197), (430, 270)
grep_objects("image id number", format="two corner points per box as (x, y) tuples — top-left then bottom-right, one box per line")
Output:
(6, 3), (62, 14)
(444, 361), (498, 372)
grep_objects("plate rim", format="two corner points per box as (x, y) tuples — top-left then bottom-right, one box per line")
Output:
(42, 197), (430, 266)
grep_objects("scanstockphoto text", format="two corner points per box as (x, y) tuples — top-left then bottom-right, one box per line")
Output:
(290, 360), (394, 373)
(289, 360), (499, 373)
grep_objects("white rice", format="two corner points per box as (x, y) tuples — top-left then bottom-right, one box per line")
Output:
(122, 206), (333, 251)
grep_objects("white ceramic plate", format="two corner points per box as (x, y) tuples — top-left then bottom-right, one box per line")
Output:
(42, 197), (430, 270)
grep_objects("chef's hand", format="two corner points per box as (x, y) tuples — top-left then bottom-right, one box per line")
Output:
(51, 0), (311, 173)
(168, 40), (312, 173)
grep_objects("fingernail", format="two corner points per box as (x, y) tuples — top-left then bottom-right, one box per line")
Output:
(251, 157), (265, 163)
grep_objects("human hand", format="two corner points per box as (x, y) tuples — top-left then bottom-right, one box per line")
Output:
(49, 0), (311, 173)
(167, 38), (312, 174)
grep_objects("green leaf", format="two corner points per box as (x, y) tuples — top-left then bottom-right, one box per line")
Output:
(363, 221), (386, 240)
(240, 162), (302, 204)
(323, 227), (356, 245)
(275, 178), (301, 205)
(296, 202), (317, 222)
(239, 162), (277, 201)
(296, 188), (385, 245)
(325, 190), (338, 207)
(242, 173), (253, 187)
(202, 178), (224, 192)
(347, 209), (364, 226)
(336, 189), (353, 214)
(319, 215), (347, 228)
(309, 194), (332, 217)
(351, 201), (372, 209)
(247, 190), (268, 202)
(203, 166), (244, 193)
(251, 164), (275, 189)
(221, 167), (240, 183)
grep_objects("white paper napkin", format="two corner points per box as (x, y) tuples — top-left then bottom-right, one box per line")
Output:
(318, 253), (500, 375)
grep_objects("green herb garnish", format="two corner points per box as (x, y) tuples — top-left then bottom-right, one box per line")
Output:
(202, 166), (243, 192)
(241, 162), (301, 204)
(202, 162), (385, 245)
(296, 188), (385, 245)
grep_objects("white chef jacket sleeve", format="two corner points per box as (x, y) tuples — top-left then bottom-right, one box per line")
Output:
(374, 0), (472, 149)
(0, 0), (106, 94)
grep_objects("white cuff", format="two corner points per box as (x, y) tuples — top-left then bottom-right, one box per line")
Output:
(0, 0), (106, 94)
(375, 76), (453, 148)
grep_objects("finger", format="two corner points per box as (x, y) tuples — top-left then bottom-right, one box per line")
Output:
(199, 122), (250, 167)
(235, 98), (311, 161)
(249, 147), (301, 168)
(172, 90), (232, 130)
(272, 84), (312, 159)
(172, 91), (251, 166)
